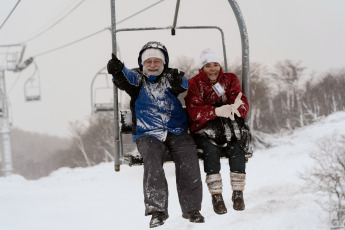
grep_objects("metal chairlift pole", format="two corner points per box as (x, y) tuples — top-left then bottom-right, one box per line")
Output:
(227, 0), (250, 117)
(110, 0), (121, 172)
(171, 0), (180, 35)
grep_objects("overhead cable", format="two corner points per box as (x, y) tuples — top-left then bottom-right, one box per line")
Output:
(32, 28), (108, 58)
(0, 0), (21, 31)
(31, 0), (167, 58)
(117, 0), (166, 25)
(24, 0), (87, 43)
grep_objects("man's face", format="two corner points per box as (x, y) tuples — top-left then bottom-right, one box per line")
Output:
(202, 62), (221, 82)
(143, 57), (164, 76)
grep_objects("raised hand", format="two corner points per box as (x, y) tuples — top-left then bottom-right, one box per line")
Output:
(229, 92), (244, 120)
(107, 53), (124, 75)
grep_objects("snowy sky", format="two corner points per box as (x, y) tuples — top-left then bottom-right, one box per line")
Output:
(2, 111), (345, 230)
(0, 0), (345, 137)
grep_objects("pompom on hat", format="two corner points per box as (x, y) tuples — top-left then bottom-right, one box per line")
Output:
(141, 48), (166, 65)
(199, 48), (221, 69)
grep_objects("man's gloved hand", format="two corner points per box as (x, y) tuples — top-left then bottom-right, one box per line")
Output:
(167, 68), (184, 88)
(229, 92), (244, 120)
(107, 53), (124, 75)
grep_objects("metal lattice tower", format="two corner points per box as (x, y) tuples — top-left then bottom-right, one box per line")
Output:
(0, 44), (32, 176)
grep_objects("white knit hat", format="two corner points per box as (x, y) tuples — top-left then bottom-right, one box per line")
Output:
(199, 48), (221, 69)
(141, 48), (166, 65)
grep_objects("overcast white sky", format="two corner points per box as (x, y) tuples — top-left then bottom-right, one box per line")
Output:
(0, 0), (345, 137)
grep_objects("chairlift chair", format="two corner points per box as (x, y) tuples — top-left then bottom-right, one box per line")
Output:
(91, 67), (115, 113)
(93, 87), (114, 112)
(24, 61), (41, 102)
(109, 0), (250, 171)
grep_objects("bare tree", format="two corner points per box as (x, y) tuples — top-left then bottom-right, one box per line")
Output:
(272, 60), (307, 128)
(172, 56), (199, 105)
(300, 135), (345, 229)
(69, 121), (91, 167)
(172, 56), (199, 79)
(86, 113), (115, 162)
(9, 128), (70, 179)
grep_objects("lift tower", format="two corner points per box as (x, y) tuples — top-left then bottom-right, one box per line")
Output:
(0, 44), (32, 176)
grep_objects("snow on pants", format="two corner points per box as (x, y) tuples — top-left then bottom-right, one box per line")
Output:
(193, 134), (246, 175)
(136, 131), (203, 216)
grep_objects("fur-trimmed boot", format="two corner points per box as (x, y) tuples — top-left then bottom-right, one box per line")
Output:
(230, 172), (246, 211)
(206, 174), (227, 214)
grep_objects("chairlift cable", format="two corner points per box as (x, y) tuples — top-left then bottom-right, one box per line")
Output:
(7, 0), (164, 59)
(5, 0), (163, 95)
(32, 28), (108, 58)
(117, 0), (166, 25)
(24, 0), (87, 43)
(0, 0), (21, 31)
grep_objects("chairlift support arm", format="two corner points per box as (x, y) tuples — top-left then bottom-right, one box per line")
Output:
(228, 0), (250, 105)
(171, 0), (181, 35)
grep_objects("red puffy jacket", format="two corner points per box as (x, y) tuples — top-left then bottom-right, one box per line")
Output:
(184, 69), (249, 135)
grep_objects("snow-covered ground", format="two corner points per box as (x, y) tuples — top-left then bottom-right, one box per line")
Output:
(1, 112), (345, 230)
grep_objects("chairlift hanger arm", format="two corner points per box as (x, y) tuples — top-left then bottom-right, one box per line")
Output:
(227, 0), (250, 106)
(115, 25), (228, 72)
(171, 0), (181, 35)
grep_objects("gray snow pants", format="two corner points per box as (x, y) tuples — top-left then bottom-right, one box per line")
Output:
(136, 131), (203, 216)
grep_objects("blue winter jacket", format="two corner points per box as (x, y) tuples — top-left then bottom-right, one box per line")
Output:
(113, 65), (189, 142)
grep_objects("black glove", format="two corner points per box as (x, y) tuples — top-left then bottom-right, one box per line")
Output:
(167, 68), (184, 88)
(166, 68), (185, 96)
(107, 53), (124, 75)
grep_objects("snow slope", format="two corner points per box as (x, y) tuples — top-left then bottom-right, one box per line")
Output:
(1, 112), (345, 230)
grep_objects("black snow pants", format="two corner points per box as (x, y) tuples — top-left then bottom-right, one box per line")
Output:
(193, 134), (246, 175)
(136, 131), (203, 216)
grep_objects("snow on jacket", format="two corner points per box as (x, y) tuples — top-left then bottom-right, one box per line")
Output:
(113, 65), (189, 142)
(185, 68), (249, 135)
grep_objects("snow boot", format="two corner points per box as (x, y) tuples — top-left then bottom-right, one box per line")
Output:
(212, 194), (227, 214)
(149, 212), (169, 228)
(182, 210), (205, 223)
(232, 190), (245, 211)
(230, 172), (246, 211)
(206, 173), (227, 214)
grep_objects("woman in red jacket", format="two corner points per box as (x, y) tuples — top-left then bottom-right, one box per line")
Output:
(185, 49), (252, 215)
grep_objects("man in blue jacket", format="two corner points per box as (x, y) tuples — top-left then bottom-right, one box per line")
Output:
(107, 41), (204, 228)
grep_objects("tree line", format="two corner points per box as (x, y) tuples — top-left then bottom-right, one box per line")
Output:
(6, 58), (345, 179)
(232, 60), (345, 133)
(62, 58), (345, 168)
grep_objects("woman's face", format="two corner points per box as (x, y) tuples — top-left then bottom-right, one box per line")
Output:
(202, 62), (221, 82)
